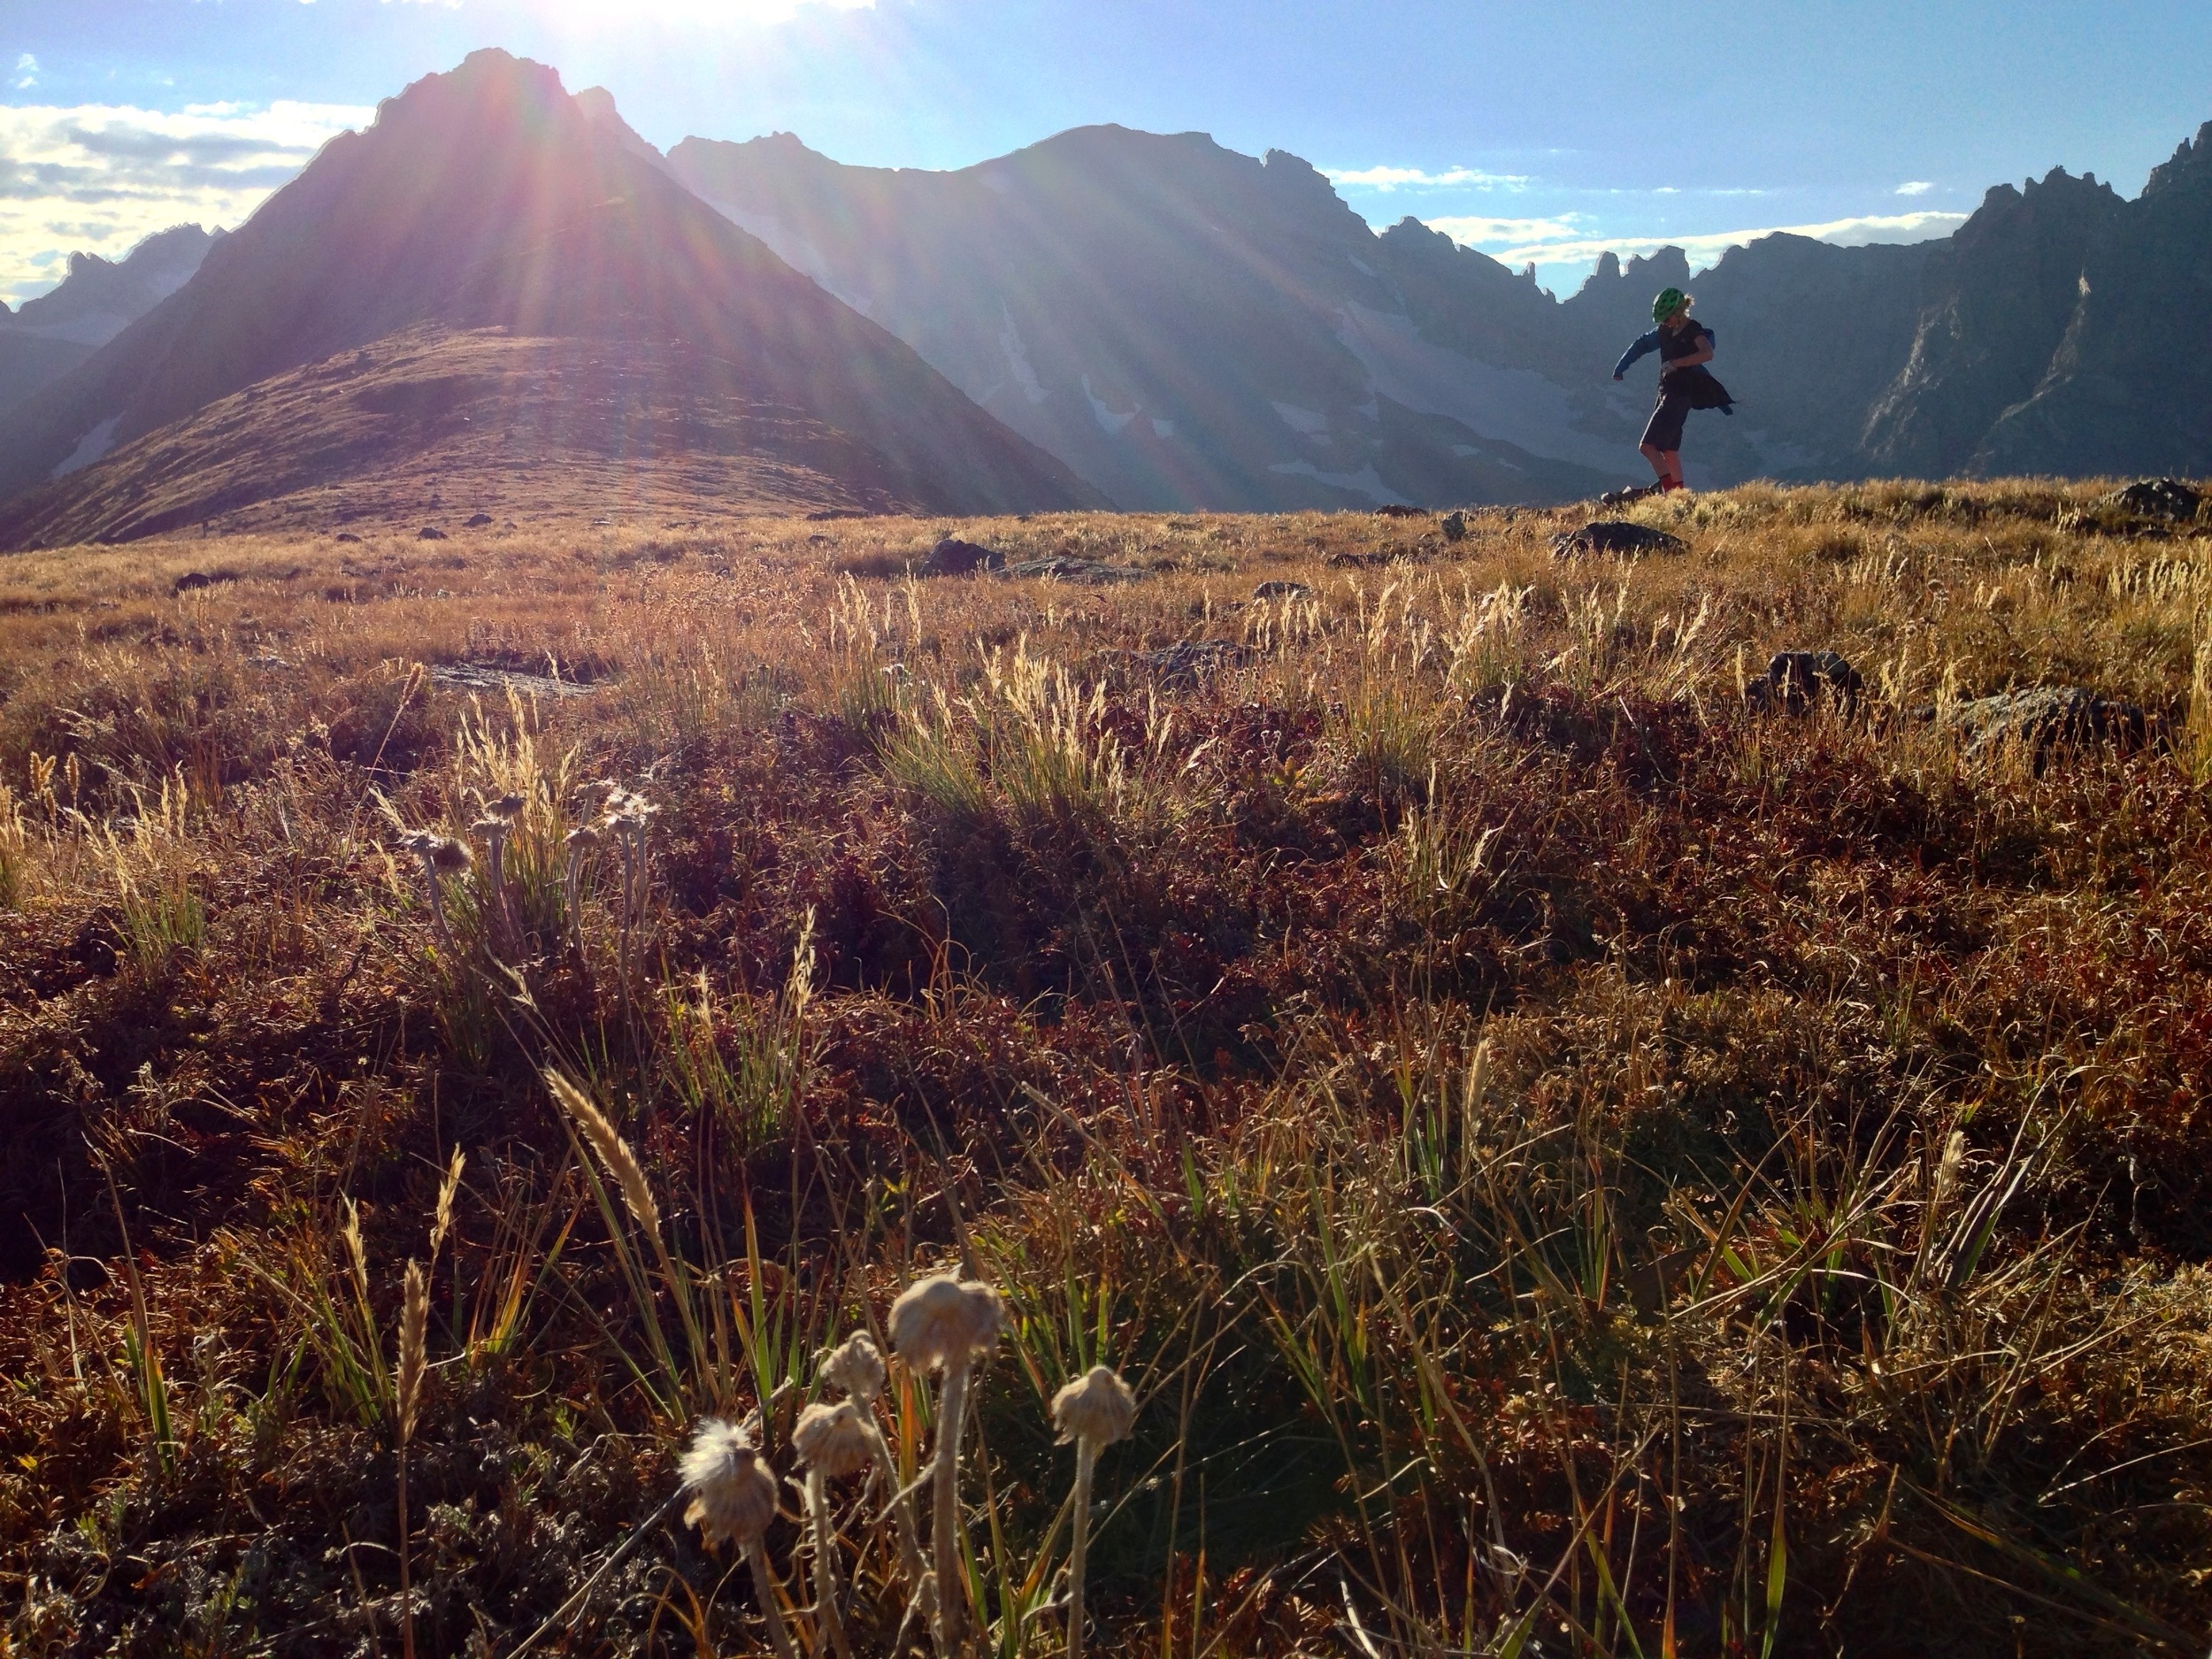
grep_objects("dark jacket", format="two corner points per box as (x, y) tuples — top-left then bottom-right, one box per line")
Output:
(1615, 322), (1734, 411)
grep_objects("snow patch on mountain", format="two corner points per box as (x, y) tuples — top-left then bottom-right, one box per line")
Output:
(1335, 302), (1619, 472)
(1000, 307), (1048, 405)
(1083, 374), (1137, 434)
(51, 415), (119, 479)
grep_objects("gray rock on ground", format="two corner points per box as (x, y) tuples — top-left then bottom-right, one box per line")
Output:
(1942, 686), (2147, 760)
(999, 556), (1147, 584)
(2099, 479), (2200, 521)
(921, 535), (1003, 575)
(1094, 640), (1251, 689)
(1551, 520), (1688, 557)
(1252, 580), (1313, 601)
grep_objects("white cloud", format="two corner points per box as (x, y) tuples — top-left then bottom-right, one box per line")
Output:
(13, 54), (35, 91)
(1327, 164), (1529, 192)
(0, 100), (371, 303)
(1425, 212), (1588, 244)
(1895, 180), (1933, 196)
(1430, 208), (1969, 277)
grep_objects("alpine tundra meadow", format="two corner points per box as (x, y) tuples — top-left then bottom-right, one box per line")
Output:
(4, 481), (2212, 1655)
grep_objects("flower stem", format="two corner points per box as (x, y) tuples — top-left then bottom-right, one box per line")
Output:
(1066, 1437), (1098, 1659)
(867, 1418), (928, 1593)
(932, 1357), (973, 1656)
(807, 1467), (855, 1659)
(745, 1540), (799, 1659)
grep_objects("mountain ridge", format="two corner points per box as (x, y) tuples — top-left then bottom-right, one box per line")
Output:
(671, 117), (2211, 504)
(0, 226), (219, 422)
(0, 50), (1097, 544)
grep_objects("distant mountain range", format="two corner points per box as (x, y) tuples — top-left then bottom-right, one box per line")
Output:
(0, 54), (2202, 538)
(671, 122), (2212, 503)
(0, 226), (218, 419)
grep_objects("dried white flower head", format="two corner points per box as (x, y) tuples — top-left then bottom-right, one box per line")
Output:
(428, 836), (472, 874)
(679, 1419), (779, 1549)
(565, 824), (601, 850)
(487, 793), (526, 822)
(818, 1332), (887, 1403)
(887, 1273), (1006, 1372)
(793, 1400), (876, 1481)
(1052, 1365), (1137, 1448)
(471, 816), (506, 840)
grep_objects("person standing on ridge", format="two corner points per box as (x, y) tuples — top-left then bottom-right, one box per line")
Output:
(1612, 287), (1732, 495)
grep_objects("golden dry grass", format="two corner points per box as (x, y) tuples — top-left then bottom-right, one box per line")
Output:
(2, 477), (2210, 1656)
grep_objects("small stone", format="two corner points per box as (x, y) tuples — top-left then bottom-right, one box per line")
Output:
(1942, 687), (2147, 761)
(1747, 650), (1862, 715)
(1095, 640), (1251, 689)
(465, 512), (494, 527)
(921, 536), (1002, 575)
(999, 556), (1146, 584)
(1252, 580), (1313, 601)
(418, 526), (448, 541)
(2097, 479), (2200, 521)
(1550, 521), (1687, 558)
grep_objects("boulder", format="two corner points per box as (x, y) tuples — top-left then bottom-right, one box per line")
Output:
(1550, 520), (1687, 557)
(1252, 580), (1314, 601)
(921, 535), (1002, 575)
(464, 511), (495, 527)
(2098, 478), (2200, 521)
(1746, 649), (1862, 714)
(418, 525), (448, 541)
(1440, 511), (1468, 542)
(1942, 687), (2147, 760)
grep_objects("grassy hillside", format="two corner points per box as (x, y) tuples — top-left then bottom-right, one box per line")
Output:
(3, 480), (2210, 1656)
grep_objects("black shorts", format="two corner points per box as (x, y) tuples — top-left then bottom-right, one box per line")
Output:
(1641, 390), (1691, 452)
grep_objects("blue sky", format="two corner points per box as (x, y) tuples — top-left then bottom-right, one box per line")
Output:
(2, 0), (2208, 303)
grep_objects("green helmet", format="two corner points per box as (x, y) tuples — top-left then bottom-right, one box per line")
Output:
(1652, 287), (1688, 324)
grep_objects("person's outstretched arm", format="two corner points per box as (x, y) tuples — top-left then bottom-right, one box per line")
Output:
(1612, 330), (1659, 380)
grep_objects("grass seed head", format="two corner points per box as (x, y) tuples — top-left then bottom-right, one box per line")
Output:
(1052, 1364), (1137, 1448)
(887, 1272), (1005, 1372)
(396, 1259), (428, 1443)
(818, 1332), (887, 1403)
(543, 1070), (661, 1236)
(679, 1419), (778, 1549)
(793, 1400), (875, 1480)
